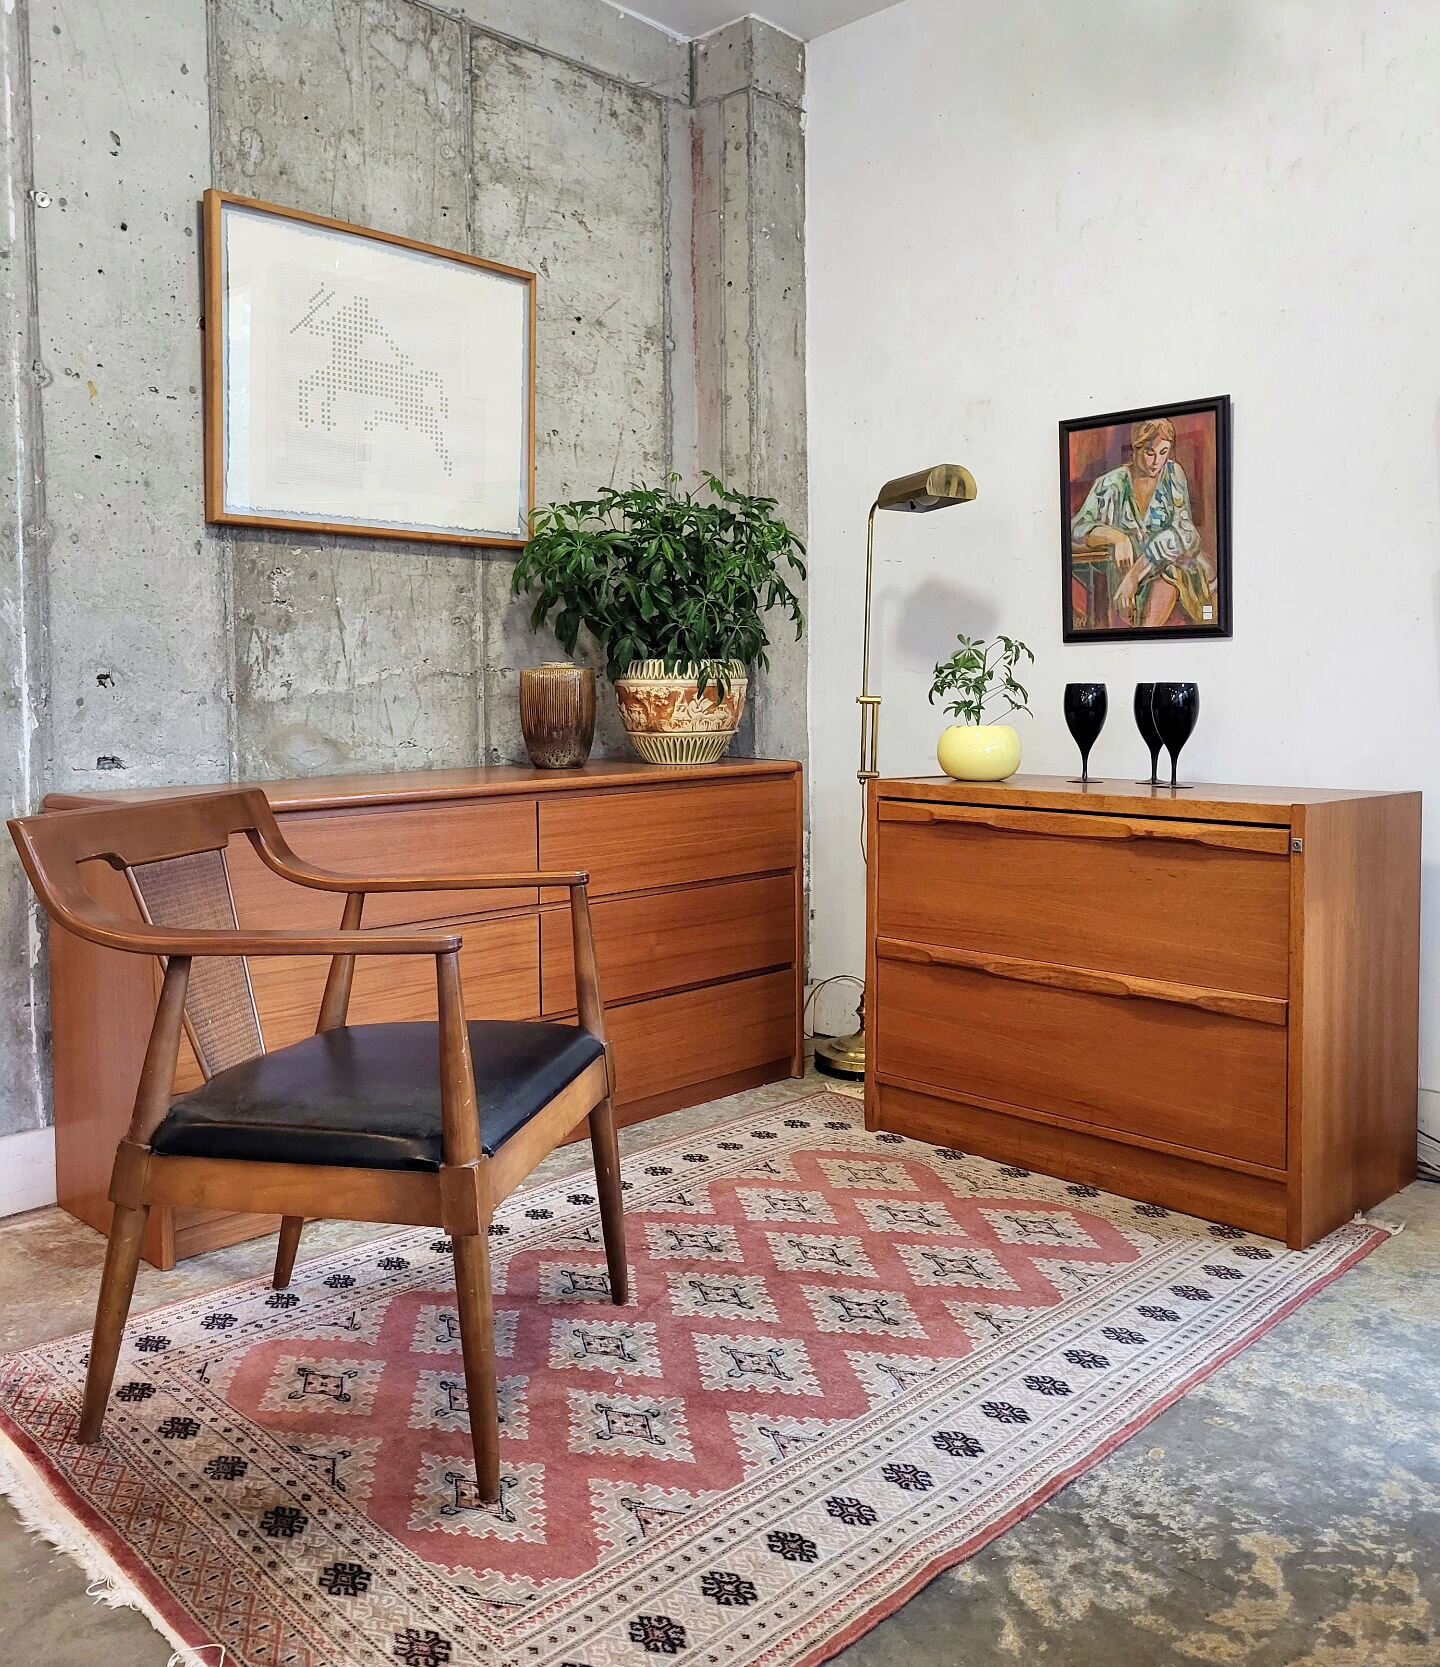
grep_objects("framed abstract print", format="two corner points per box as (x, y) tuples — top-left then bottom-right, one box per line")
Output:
(1061, 395), (1232, 642)
(203, 190), (536, 548)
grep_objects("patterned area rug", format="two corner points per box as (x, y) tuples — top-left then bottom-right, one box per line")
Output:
(0, 1091), (1385, 1667)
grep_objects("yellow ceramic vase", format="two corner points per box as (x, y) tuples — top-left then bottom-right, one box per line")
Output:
(937, 723), (1021, 782)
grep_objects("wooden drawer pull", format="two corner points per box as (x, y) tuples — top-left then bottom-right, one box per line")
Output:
(879, 800), (1289, 855)
(875, 937), (1288, 1026)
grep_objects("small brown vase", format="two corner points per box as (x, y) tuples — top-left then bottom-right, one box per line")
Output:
(519, 662), (596, 768)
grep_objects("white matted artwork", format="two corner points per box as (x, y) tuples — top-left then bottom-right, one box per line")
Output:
(204, 190), (535, 547)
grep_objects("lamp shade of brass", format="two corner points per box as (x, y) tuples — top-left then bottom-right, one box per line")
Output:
(874, 464), (977, 514)
(858, 461), (978, 780)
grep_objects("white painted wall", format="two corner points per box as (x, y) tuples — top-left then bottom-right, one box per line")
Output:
(0, 1127), (57, 1219)
(806, 0), (1440, 1137)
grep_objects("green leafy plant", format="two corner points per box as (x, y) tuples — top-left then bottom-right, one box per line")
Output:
(511, 475), (805, 698)
(929, 634), (1035, 725)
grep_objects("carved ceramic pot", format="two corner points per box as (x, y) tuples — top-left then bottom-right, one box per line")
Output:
(519, 662), (596, 769)
(613, 659), (747, 766)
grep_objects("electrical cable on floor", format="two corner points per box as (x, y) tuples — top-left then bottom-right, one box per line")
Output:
(807, 785), (871, 1043)
(805, 972), (863, 1040)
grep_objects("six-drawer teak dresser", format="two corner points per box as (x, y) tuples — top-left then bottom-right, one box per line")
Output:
(48, 760), (804, 1267)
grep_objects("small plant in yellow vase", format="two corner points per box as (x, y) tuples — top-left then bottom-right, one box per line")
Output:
(929, 634), (1034, 781)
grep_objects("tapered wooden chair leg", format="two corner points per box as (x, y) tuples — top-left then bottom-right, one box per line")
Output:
(452, 1231), (501, 1502)
(589, 1097), (629, 1305)
(273, 1216), (304, 1289)
(78, 1203), (150, 1444)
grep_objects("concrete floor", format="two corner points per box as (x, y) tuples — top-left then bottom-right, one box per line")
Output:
(1, 1073), (1435, 1666)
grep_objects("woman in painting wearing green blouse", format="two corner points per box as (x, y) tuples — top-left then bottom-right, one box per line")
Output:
(1070, 417), (1216, 629)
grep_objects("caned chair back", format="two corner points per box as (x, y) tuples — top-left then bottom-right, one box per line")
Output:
(128, 849), (264, 1075)
(11, 789), (288, 1079)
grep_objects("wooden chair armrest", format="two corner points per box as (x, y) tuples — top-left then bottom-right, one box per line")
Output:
(564, 880), (610, 1083)
(248, 825), (587, 896)
(430, 883), (611, 1171)
(57, 898), (459, 958)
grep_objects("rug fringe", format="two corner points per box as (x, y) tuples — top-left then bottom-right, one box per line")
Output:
(0, 1424), (222, 1665)
(1362, 1208), (1406, 1236)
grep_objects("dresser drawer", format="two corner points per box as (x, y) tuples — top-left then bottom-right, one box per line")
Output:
(874, 951), (1287, 1168)
(876, 801), (1290, 998)
(541, 874), (795, 1014)
(227, 798), (539, 929)
(539, 778), (797, 898)
(250, 914), (540, 1053)
(607, 970), (796, 1105)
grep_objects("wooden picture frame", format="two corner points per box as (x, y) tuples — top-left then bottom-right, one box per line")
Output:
(203, 190), (537, 549)
(1060, 394), (1232, 642)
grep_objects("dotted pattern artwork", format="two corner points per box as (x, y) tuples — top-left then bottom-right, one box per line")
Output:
(292, 286), (453, 476)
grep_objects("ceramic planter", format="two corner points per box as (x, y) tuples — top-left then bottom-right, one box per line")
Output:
(614, 660), (747, 766)
(937, 723), (1021, 782)
(519, 661), (596, 768)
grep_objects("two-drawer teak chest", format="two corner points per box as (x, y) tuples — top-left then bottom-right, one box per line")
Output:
(48, 760), (804, 1267)
(865, 775), (1420, 1248)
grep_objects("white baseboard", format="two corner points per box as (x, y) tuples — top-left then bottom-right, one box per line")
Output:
(1419, 1088), (1440, 1144)
(0, 1126), (57, 1218)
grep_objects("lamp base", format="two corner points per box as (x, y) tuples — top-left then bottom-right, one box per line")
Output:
(814, 1026), (866, 1080)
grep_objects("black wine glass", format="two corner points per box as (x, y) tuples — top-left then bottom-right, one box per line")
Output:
(1063, 683), (1108, 784)
(1150, 682), (1199, 788)
(1133, 682), (1162, 785)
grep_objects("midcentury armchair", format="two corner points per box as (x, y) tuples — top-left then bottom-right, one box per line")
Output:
(9, 788), (627, 1501)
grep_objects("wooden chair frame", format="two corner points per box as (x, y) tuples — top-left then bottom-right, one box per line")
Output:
(9, 788), (627, 1501)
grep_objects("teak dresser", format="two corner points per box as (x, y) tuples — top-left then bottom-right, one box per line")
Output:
(48, 760), (804, 1267)
(865, 775), (1421, 1248)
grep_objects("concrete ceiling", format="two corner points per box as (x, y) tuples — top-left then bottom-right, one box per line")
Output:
(609, 1), (905, 42)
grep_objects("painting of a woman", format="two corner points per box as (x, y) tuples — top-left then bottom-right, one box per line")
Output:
(1061, 397), (1231, 641)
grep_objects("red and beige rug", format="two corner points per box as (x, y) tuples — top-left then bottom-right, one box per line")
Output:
(0, 1090), (1386, 1667)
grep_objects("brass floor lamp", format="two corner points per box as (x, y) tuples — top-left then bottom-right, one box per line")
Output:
(814, 464), (978, 1081)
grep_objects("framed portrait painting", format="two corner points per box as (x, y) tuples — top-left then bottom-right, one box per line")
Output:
(203, 190), (536, 548)
(1060, 395), (1232, 642)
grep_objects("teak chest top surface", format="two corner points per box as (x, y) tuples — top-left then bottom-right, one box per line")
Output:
(48, 758), (799, 814)
(874, 774), (1414, 827)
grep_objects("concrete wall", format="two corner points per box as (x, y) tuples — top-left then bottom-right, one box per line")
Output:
(806, 0), (1439, 1147)
(0, 0), (53, 1214)
(692, 21), (808, 764)
(0, 0), (808, 1203)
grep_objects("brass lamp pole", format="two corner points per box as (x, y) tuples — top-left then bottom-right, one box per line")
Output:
(814, 463), (978, 1082)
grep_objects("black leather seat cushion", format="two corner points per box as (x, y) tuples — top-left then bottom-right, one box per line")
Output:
(151, 1021), (605, 1171)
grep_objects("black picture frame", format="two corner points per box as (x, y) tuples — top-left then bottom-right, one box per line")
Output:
(1060, 394), (1232, 643)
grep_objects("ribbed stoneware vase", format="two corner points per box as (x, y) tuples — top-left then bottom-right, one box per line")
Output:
(519, 661), (596, 769)
(613, 660), (747, 766)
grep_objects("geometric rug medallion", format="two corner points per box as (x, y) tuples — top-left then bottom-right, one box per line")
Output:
(0, 1092), (1386, 1667)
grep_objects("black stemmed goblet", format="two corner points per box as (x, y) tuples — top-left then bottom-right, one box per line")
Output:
(1063, 683), (1108, 785)
(1150, 682), (1199, 789)
(1133, 682), (1162, 785)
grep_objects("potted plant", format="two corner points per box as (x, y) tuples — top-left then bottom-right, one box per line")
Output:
(512, 475), (805, 765)
(928, 633), (1034, 781)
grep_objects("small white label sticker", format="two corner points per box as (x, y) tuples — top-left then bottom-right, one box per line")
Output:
(1202, 606), (1214, 620)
